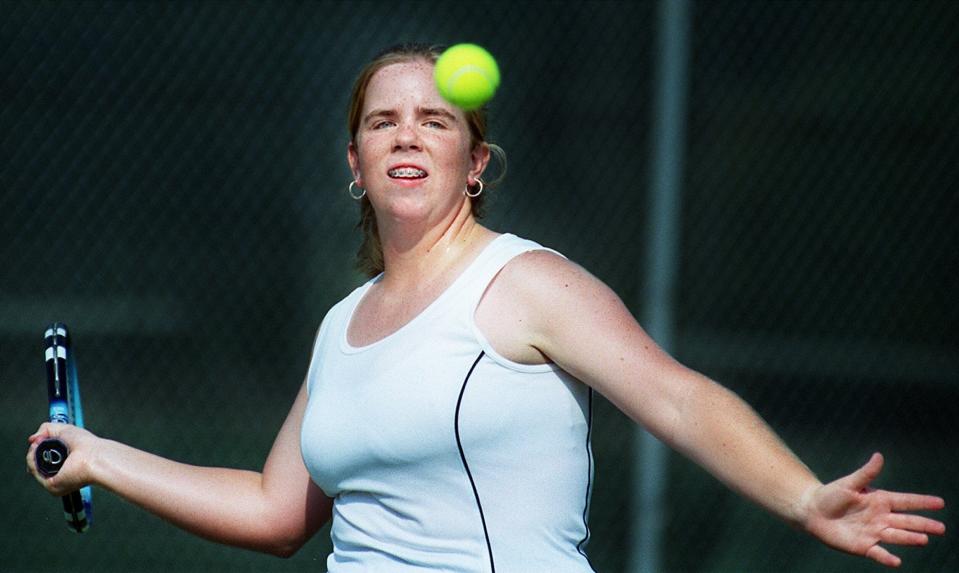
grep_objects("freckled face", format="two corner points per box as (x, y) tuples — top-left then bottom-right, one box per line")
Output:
(348, 61), (487, 224)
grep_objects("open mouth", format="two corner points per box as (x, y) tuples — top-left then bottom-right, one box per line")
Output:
(388, 166), (428, 179)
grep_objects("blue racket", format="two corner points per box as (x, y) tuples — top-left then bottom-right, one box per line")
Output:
(36, 323), (93, 533)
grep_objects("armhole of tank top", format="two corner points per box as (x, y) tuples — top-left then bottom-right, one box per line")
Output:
(469, 245), (569, 374)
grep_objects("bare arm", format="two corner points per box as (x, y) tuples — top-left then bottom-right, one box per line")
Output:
(27, 380), (332, 557)
(486, 251), (820, 520)
(479, 251), (944, 567)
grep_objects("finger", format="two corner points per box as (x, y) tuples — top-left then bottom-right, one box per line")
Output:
(887, 513), (946, 536)
(880, 528), (929, 547)
(25, 442), (37, 473)
(30, 421), (67, 438)
(28, 422), (77, 446)
(27, 423), (53, 443)
(847, 452), (884, 491)
(887, 492), (946, 512)
(864, 544), (901, 568)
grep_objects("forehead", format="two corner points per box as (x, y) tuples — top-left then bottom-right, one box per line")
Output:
(363, 60), (456, 114)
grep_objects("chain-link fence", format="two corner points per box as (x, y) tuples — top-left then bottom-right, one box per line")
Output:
(2, 1), (955, 572)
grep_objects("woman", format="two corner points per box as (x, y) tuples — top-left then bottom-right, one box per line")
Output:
(28, 43), (944, 571)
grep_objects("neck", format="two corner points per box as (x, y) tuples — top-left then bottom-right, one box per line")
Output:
(377, 197), (486, 288)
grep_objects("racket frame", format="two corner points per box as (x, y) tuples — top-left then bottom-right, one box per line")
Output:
(37, 323), (93, 533)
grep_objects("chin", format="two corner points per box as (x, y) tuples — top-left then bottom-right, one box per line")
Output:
(376, 195), (434, 222)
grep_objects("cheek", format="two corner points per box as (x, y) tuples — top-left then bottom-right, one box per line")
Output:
(436, 138), (475, 171)
(353, 139), (384, 173)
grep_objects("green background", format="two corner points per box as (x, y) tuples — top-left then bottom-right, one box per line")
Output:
(2, 1), (955, 571)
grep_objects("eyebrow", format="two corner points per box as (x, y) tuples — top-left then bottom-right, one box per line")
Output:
(363, 109), (397, 124)
(418, 107), (458, 122)
(363, 107), (459, 124)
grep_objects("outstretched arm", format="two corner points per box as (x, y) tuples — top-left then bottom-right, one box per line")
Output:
(27, 380), (332, 557)
(484, 251), (944, 567)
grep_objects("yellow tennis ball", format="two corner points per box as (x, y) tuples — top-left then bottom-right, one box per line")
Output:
(434, 43), (500, 111)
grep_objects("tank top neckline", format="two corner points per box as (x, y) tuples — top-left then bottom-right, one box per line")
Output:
(340, 232), (513, 354)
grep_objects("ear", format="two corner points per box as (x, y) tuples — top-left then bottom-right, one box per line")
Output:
(347, 141), (362, 186)
(467, 142), (491, 185)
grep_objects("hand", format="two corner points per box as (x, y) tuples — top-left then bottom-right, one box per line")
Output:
(26, 422), (100, 496)
(801, 452), (945, 568)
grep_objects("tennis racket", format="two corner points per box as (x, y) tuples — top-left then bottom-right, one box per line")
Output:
(36, 323), (93, 533)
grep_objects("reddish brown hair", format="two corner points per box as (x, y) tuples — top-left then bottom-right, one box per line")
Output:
(347, 43), (504, 276)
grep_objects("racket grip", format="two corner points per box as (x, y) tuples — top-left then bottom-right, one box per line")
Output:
(36, 438), (70, 478)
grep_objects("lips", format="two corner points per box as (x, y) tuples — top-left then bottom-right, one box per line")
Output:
(387, 165), (428, 179)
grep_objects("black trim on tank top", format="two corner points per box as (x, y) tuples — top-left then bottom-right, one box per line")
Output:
(576, 388), (595, 568)
(454, 351), (495, 573)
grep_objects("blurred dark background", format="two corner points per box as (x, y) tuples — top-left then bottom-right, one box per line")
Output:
(2, 1), (956, 571)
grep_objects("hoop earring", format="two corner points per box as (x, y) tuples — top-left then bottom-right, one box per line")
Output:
(348, 180), (366, 200)
(465, 179), (484, 198)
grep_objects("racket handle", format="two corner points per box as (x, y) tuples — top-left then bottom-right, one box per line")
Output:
(36, 439), (90, 532)
(36, 438), (70, 478)
(62, 490), (89, 533)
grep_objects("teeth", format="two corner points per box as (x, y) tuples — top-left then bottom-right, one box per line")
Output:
(388, 167), (427, 178)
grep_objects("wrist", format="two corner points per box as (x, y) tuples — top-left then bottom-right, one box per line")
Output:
(85, 436), (117, 488)
(790, 480), (822, 530)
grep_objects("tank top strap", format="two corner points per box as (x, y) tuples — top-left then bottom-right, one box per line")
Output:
(452, 233), (564, 319)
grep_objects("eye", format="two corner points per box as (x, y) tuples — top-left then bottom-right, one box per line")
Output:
(371, 120), (395, 130)
(424, 120), (446, 129)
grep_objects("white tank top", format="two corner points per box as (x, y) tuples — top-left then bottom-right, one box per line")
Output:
(301, 234), (595, 572)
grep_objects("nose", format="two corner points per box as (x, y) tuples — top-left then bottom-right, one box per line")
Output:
(392, 122), (422, 151)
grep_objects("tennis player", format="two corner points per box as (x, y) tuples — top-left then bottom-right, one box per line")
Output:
(27, 43), (944, 571)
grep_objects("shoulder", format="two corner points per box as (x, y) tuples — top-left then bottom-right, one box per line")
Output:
(493, 248), (612, 309)
(476, 249), (595, 365)
(500, 246), (639, 342)
(478, 245), (646, 373)
(483, 247), (625, 343)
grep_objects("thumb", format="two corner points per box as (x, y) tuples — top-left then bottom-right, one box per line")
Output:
(846, 452), (884, 491)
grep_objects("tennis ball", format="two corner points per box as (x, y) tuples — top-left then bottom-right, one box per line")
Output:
(434, 43), (500, 111)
